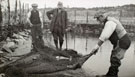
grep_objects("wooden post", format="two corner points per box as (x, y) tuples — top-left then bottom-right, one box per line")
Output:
(24, 4), (28, 21)
(43, 4), (46, 24)
(119, 10), (122, 22)
(0, 2), (2, 31)
(27, 4), (29, 12)
(19, 0), (22, 24)
(22, 3), (24, 16)
(74, 10), (76, 49)
(22, 3), (24, 24)
(85, 10), (89, 51)
(0, 3), (2, 24)
(14, 0), (18, 23)
(86, 11), (88, 23)
(7, 0), (10, 25)
(24, 4), (26, 17)
(65, 7), (68, 50)
(43, 4), (48, 44)
(74, 10), (76, 24)
(4, 8), (6, 24)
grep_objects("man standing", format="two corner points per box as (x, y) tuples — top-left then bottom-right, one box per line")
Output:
(27, 3), (44, 47)
(91, 11), (131, 77)
(46, 2), (68, 50)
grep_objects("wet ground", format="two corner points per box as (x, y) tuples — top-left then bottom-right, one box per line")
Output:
(1, 32), (134, 77)
(44, 33), (135, 77)
(0, 32), (92, 77)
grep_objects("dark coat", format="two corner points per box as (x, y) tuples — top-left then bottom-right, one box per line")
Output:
(30, 10), (41, 24)
(46, 8), (68, 33)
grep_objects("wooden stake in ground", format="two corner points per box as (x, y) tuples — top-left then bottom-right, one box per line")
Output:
(65, 29), (68, 50)
(14, 0), (18, 23)
(119, 10), (122, 22)
(86, 10), (88, 24)
(21, 3), (25, 24)
(85, 33), (88, 51)
(74, 10), (76, 50)
(0, 3), (2, 24)
(27, 4), (29, 13)
(43, 4), (46, 25)
(7, 0), (10, 25)
(19, 0), (22, 24)
(85, 11), (89, 51)
(65, 8), (68, 50)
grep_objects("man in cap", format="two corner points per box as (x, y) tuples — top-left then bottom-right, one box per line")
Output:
(90, 11), (131, 77)
(46, 2), (68, 50)
(27, 3), (44, 47)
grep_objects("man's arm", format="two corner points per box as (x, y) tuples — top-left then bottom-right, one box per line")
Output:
(99, 21), (117, 42)
(46, 9), (54, 20)
(27, 11), (33, 26)
(39, 12), (43, 28)
(91, 21), (117, 54)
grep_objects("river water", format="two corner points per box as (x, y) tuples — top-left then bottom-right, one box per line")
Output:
(43, 33), (135, 77)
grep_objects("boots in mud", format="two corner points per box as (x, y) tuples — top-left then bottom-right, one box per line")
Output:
(59, 40), (63, 51)
(54, 40), (58, 50)
(38, 35), (45, 47)
(96, 66), (119, 77)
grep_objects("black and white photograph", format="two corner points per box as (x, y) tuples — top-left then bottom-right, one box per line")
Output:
(0, 0), (135, 77)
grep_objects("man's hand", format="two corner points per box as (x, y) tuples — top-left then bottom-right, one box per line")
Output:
(66, 27), (71, 32)
(30, 23), (33, 27)
(48, 20), (51, 23)
(41, 24), (44, 29)
(91, 44), (100, 55)
(91, 48), (99, 55)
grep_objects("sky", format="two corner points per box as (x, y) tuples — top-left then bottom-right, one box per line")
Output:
(1, 0), (135, 10)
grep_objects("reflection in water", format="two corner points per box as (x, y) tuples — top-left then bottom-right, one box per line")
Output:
(43, 33), (135, 77)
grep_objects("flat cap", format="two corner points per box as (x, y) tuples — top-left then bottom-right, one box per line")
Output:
(94, 11), (106, 18)
(32, 3), (38, 7)
(57, 1), (63, 6)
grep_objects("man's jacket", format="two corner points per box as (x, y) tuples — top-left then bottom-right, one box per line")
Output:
(46, 8), (67, 33)
(29, 10), (41, 24)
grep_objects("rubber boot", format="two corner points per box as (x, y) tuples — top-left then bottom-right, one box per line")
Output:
(106, 66), (118, 77)
(38, 35), (45, 48)
(54, 40), (58, 50)
(96, 66), (118, 77)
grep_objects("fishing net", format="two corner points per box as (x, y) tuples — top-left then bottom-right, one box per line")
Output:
(0, 38), (86, 77)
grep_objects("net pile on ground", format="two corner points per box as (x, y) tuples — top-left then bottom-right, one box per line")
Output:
(0, 38), (91, 77)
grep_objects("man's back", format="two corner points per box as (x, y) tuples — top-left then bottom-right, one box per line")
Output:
(29, 10), (41, 24)
(107, 17), (127, 38)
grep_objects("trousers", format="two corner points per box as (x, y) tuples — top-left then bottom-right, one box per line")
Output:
(31, 24), (43, 44)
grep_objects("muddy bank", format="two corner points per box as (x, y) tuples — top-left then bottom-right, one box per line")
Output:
(0, 37), (93, 77)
